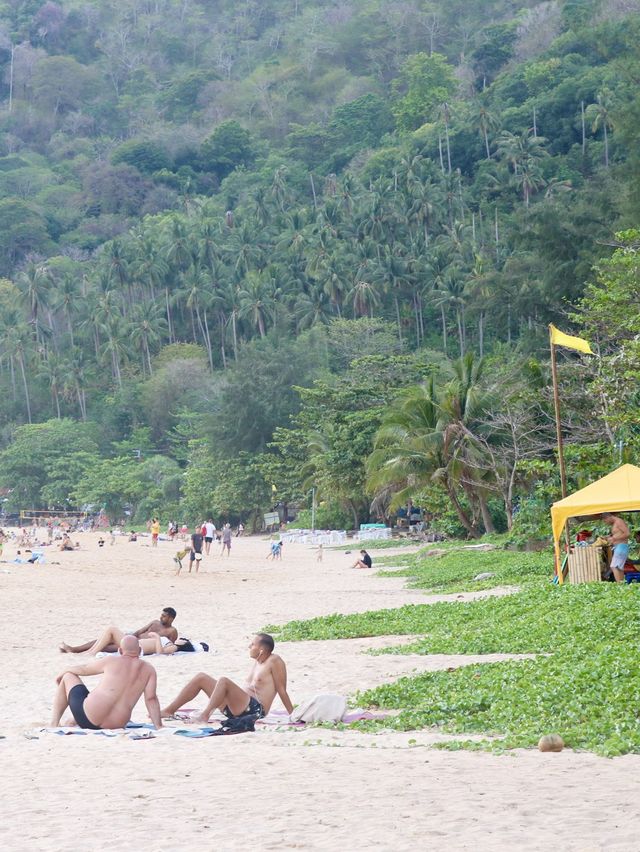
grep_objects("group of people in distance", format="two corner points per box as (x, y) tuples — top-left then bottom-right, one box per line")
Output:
(54, 607), (293, 730)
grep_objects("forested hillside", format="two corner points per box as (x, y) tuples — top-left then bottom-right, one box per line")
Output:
(0, 0), (639, 532)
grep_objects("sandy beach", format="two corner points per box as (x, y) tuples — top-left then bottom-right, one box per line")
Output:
(0, 532), (638, 851)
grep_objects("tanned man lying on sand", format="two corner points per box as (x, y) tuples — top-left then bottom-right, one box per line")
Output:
(59, 607), (178, 653)
(161, 633), (294, 724)
(52, 635), (162, 730)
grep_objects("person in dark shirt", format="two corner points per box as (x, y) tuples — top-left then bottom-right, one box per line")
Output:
(351, 549), (372, 569)
(185, 528), (204, 573)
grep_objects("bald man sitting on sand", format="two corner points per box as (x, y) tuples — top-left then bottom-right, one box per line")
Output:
(161, 633), (294, 724)
(52, 635), (162, 730)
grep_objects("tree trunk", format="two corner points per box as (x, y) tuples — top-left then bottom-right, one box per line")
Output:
(445, 479), (480, 538)
(18, 353), (31, 423)
(394, 294), (403, 343)
(441, 304), (447, 353)
(9, 355), (16, 401)
(232, 311), (238, 361)
(165, 288), (174, 344)
(478, 492), (495, 534)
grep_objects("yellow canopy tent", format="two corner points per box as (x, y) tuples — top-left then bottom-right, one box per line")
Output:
(551, 463), (640, 582)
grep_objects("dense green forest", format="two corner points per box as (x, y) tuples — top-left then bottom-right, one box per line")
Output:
(0, 0), (639, 532)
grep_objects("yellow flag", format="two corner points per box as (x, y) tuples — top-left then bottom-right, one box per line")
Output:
(549, 324), (593, 355)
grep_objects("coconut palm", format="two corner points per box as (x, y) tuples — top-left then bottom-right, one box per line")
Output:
(497, 129), (548, 206)
(2, 322), (34, 422)
(237, 270), (275, 339)
(586, 89), (614, 168)
(127, 303), (168, 376)
(367, 377), (481, 536)
(346, 279), (381, 319)
(15, 262), (51, 346)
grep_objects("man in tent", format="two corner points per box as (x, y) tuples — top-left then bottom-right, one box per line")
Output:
(602, 513), (630, 582)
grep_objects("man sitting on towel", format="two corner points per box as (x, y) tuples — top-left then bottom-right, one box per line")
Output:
(52, 635), (162, 730)
(59, 607), (178, 654)
(161, 633), (294, 723)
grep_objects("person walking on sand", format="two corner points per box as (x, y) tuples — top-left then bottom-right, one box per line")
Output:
(160, 633), (293, 723)
(52, 635), (162, 729)
(602, 512), (630, 583)
(221, 523), (232, 556)
(60, 607), (178, 653)
(203, 519), (216, 555)
(151, 517), (160, 547)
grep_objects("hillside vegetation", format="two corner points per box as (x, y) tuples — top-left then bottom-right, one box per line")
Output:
(0, 0), (639, 528)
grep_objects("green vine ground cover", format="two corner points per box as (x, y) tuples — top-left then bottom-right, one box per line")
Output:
(376, 548), (551, 592)
(268, 550), (640, 755)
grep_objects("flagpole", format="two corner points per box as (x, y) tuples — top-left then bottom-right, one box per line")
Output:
(550, 324), (570, 582)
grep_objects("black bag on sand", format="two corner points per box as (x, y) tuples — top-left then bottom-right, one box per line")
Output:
(220, 713), (258, 733)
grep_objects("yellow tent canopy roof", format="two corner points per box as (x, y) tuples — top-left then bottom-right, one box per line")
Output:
(551, 463), (640, 546)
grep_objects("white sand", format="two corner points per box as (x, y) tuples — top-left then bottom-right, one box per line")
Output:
(0, 533), (636, 851)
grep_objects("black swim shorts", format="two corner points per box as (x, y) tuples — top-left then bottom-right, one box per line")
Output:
(223, 695), (264, 720)
(68, 684), (101, 730)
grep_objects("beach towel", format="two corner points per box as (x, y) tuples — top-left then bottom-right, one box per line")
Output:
(29, 722), (158, 739)
(289, 693), (347, 723)
(96, 641), (212, 658)
(259, 707), (388, 726)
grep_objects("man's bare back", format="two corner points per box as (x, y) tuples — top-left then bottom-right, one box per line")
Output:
(52, 635), (162, 729)
(83, 656), (156, 728)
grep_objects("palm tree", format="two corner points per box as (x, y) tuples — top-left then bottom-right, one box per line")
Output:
(367, 378), (480, 536)
(63, 346), (88, 420)
(424, 246), (453, 353)
(237, 271), (275, 338)
(50, 272), (79, 347)
(587, 89), (614, 168)
(176, 264), (215, 367)
(127, 303), (168, 376)
(439, 353), (495, 534)
(2, 323), (34, 422)
(294, 283), (332, 331)
(37, 353), (65, 418)
(497, 129), (548, 206)
(346, 279), (381, 319)
(16, 262), (50, 346)
(472, 99), (500, 161)
(439, 102), (453, 174)
(375, 245), (411, 343)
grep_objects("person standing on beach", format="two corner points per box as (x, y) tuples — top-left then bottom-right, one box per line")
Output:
(52, 635), (162, 729)
(602, 513), (630, 583)
(151, 518), (160, 547)
(185, 526), (204, 572)
(160, 633), (293, 723)
(204, 519), (216, 555)
(221, 523), (232, 556)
